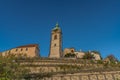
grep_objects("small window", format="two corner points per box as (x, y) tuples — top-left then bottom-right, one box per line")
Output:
(54, 44), (56, 47)
(21, 48), (23, 51)
(54, 35), (57, 40)
(16, 49), (18, 52)
(71, 50), (74, 53)
(26, 48), (28, 51)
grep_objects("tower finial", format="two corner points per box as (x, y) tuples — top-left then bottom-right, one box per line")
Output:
(52, 22), (60, 30)
(56, 22), (59, 27)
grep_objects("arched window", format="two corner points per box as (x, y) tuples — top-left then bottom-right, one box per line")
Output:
(71, 50), (74, 53)
(21, 48), (23, 51)
(16, 49), (18, 52)
(54, 35), (57, 40)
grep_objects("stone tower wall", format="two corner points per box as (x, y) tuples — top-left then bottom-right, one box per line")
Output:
(49, 25), (62, 58)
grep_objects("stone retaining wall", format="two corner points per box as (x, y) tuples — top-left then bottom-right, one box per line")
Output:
(42, 71), (120, 80)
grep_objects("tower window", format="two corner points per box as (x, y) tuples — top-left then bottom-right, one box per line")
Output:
(54, 44), (56, 47)
(54, 35), (57, 40)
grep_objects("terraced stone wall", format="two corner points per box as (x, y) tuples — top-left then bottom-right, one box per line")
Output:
(43, 71), (120, 80)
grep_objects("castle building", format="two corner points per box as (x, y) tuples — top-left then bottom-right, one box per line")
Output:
(90, 51), (101, 60)
(49, 23), (62, 58)
(0, 23), (102, 60)
(63, 48), (85, 58)
(63, 48), (101, 60)
(63, 48), (75, 56)
(1, 44), (40, 57)
(74, 51), (85, 59)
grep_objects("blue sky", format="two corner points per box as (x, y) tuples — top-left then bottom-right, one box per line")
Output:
(0, 0), (120, 60)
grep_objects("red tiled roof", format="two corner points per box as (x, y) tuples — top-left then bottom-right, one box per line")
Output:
(17, 44), (39, 48)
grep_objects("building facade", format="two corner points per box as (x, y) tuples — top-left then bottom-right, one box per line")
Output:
(63, 48), (75, 56)
(63, 48), (101, 60)
(74, 51), (85, 59)
(2, 44), (40, 57)
(0, 23), (102, 60)
(49, 23), (62, 58)
(91, 52), (101, 60)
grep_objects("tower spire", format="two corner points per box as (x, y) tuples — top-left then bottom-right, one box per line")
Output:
(52, 22), (60, 30)
(56, 22), (59, 27)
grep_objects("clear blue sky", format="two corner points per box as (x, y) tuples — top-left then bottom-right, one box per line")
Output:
(0, 0), (120, 60)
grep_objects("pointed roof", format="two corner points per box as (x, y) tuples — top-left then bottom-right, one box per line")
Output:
(52, 22), (60, 30)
